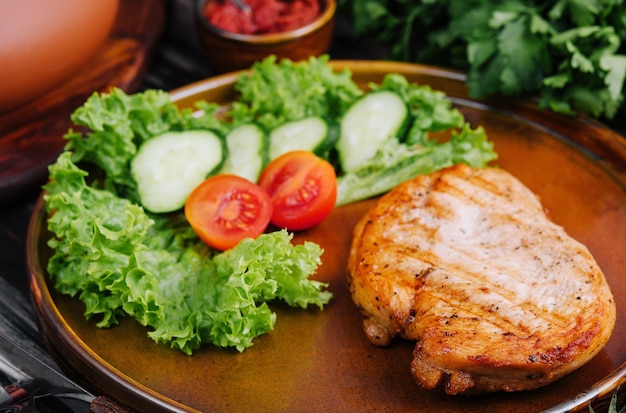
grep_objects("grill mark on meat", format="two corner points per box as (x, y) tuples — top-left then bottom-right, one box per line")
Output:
(348, 164), (616, 395)
(391, 169), (595, 332)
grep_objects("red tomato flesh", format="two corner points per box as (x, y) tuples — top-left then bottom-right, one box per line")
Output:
(258, 151), (337, 231)
(184, 174), (273, 250)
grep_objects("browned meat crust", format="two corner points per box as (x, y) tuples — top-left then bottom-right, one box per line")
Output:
(347, 164), (616, 395)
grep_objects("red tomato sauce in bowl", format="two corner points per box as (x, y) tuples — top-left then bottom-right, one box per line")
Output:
(203, 0), (321, 35)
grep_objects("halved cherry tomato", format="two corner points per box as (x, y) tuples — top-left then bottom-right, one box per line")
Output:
(258, 151), (337, 231)
(184, 174), (273, 251)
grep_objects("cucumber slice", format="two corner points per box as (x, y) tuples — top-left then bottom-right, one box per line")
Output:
(337, 90), (409, 173)
(218, 123), (268, 182)
(131, 130), (224, 213)
(269, 116), (338, 160)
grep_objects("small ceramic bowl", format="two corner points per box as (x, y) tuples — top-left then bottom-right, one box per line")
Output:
(0, 0), (119, 114)
(195, 0), (336, 74)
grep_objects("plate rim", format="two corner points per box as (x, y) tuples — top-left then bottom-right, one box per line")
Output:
(26, 60), (626, 413)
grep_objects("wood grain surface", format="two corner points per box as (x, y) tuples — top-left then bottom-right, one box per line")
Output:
(0, 0), (167, 207)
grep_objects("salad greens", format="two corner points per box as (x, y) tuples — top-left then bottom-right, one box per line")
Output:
(231, 55), (363, 130)
(346, 0), (626, 120)
(45, 153), (330, 354)
(336, 123), (493, 205)
(335, 73), (496, 205)
(44, 55), (496, 354)
(229, 56), (497, 205)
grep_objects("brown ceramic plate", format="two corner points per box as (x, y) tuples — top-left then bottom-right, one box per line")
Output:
(27, 61), (626, 413)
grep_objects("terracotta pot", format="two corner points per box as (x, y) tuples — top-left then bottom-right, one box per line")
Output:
(0, 0), (120, 114)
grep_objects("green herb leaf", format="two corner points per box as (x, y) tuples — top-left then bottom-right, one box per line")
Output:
(347, 0), (626, 119)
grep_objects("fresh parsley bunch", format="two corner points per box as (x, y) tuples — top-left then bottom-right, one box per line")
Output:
(347, 0), (626, 120)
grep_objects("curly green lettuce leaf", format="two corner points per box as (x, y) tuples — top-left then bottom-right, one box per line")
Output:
(335, 72), (497, 205)
(232, 55), (363, 130)
(371, 73), (466, 144)
(336, 124), (497, 206)
(44, 153), (330, 354)
(64, 88), (225, 200)
(214, 232), (332, 309)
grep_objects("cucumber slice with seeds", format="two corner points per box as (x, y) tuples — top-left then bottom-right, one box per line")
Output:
(219, 123), (268, 182)
(337, 90), (409, 173)
(131, 130), (224, 213)
(269, 116), (338, 160)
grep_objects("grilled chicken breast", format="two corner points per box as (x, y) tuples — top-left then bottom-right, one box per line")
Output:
(347, 164), (616, 395)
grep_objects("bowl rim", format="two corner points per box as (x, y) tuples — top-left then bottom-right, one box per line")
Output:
(196, 0), (336, 44)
